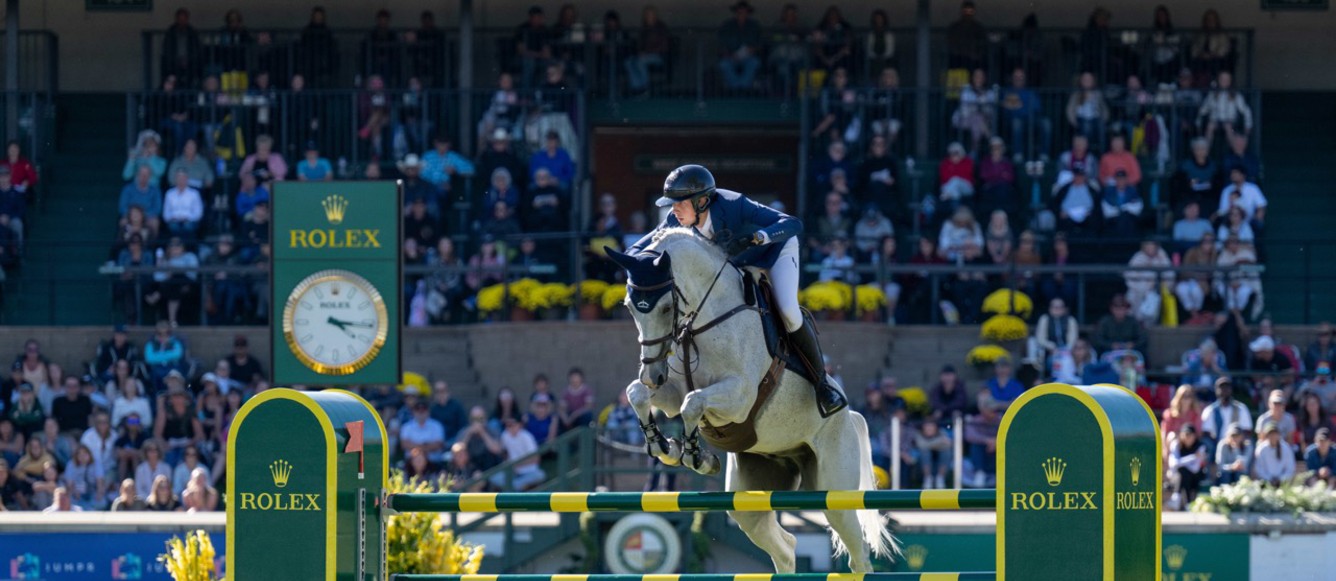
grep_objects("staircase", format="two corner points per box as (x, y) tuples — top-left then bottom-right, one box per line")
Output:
(3, 93), (124, 324)
(1256, 92), (1336, 323)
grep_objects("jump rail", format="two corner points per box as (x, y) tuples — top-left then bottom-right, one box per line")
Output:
(390, 575), (998, 581)
(386, 490), (997, 513)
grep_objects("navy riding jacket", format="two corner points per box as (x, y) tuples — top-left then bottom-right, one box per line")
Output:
(629, 188), (802, 269)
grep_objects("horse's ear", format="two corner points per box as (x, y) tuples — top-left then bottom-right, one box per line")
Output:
(653, 251), (672, 271)
(606, 248), (638, 271)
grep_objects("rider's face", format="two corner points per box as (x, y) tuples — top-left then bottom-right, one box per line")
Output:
(671, 199), (700, 226)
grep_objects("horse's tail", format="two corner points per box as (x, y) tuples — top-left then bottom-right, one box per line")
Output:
(852, 411), (900, 560)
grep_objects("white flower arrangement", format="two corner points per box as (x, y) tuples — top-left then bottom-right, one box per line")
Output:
(1189, 474), (1336, 517)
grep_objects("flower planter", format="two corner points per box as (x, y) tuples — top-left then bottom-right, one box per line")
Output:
(541, 307), (568, 321)
(821, 310), (848, 321)
(578, 304), (604, 321)
(858, 309), (881, 323)
(509, 306), (534, 321)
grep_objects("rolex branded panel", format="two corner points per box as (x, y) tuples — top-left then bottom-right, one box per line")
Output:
(272, 182), (402, 385)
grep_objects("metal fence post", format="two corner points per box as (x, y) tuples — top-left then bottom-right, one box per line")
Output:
(890, 415), (901, 489)
(952, 413), (964, 489)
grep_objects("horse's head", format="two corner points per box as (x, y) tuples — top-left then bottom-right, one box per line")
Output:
(607, 247), (678, 388)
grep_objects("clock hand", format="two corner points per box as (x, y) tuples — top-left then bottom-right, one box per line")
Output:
(326, 316), (350, 330)
(342, 321), (376, 329)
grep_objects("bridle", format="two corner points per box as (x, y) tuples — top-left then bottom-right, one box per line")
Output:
(632, 258), (759, 393)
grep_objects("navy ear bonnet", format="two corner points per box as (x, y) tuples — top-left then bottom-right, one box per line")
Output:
(605, 248), (673, 314)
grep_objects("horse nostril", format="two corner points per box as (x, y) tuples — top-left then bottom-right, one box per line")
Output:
(656, 373), (666, 386)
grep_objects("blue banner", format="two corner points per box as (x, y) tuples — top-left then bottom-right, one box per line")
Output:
(0, 533), (225, 581)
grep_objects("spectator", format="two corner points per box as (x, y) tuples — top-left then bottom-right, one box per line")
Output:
(1000, 68), (1051, 161)
(852, 204), (893, 261)
(147, 238), (199, 327)
(132, 441), (171, 499)
(209, 360), (243, 395)
(0, 173), (21, 260)
(294, 142), (332, 182)
(166, 139), (214, 192)
(811, 140), (854, 194)
(818, 236), (857, 284)
(1249, 336), (1294, 393)
(155, 381), (204, 466)
(717, 1), (762, 91)
(491, 416), (546, 490)
(1296, 391), (1332, 451)
(1034, 298), (1078, 368)
(512, 7), (553, 87)
(119, 165), (163, 236)
(122, 131), (168, 185)
(983, 209), (1012, 265)
(1305, 323), (1336, 372)
(1223, 133), (1261, 184)
(953, 69), (996, 153)
(1, 140), (35, 200)
(1217, 166), (1267, 227)
(1202, 377), (1252, 445)
(928, 365), (969, 423)
(810, 67), (860, 142)
(1299, 361), (1336, 414)
(488, 387), (522, 436)
(456, 406), (504, 470)
(521, 168), (568, 233)
(1172, 201), (1213, 252)
(109, 478), (143, 511)
(525, 393), (559, 446)
(400, 401), (447, 462)
(857, 136), (899, 216)
(1171, 138), (1221, 212)
(361, 9), (400, 85)
(978, 138), (1017, 218)
(937, 205), (983, 265)
(8, 383), (42, 439)
(1214, 423), (1252, 486)
(1101, 170), (1144, 238)
(236, 135), (287, 187)
(202, 235), (247, 324)
(171, 445), (208, 497)
(1306, 428), (1336, 487)
(868, 68), (903, 146)
(62, 444), (103, 508)
(1166, 425), (1206, 508)
(1198, 71), (1251, 147)
(946, 1), (986, 70)
(1094, 294), (1147, 353)
(1050, 165), (1099, 236)
(225, 335), (264, 389)
(1162, 385), (1203, 450)
(51, 376), (92, 436)
(14, 437), (54, 483)
(465, 236), (505, 293)
(144, 473), (180, 511)
(1216, 206), (1255, 252)
(986, 357), (1025, 407)
(1253, 422), (1295, 486)
(558, 368), (596, 432)
(1146, 6), (1181, 83)
(421, 135), (474, 198)
(162, 169), (203, 239)
(1182, 338), (1228, 394)
(529, 131), (575, 190)
(110, 369), (151, 428)
(811, 6), (853, 73)
(1216, 236), (1259, 318)
(1057, 134), (1098, 177)
(914, 420), (952, 489)
(0, 419), (21, 467)
(41, 485), (82, 513)
(180, 467), (218, 512)
(233, 172), (270, 223)
(936, 142), (975, 218)
(1065, 72), (1109, 147)
(965, 392), (1003, 487)
(95, 325), (140, 384)
(624, 6), (671, 95)
(113, 413), (149, 481)
(1098, 134), (1141, 188)
(1124, 240), (1171, 325)
(427, 380), (467, 444)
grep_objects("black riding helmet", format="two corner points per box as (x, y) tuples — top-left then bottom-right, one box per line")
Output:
(655, 164), (716, 213)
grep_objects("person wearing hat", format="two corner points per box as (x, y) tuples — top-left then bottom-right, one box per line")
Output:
(529, 131), (574, 191)
(1093, 293), (1147, 353)
(1101, 168), (1145, 238)
(1305, 427), (1336, 487)
(94, 324), (140, 384)
(225, 334), (265, 388)
(422, 134), (475, 194)
(7, 382), (43, 439)
(1166, 424), (1207, 507)
(401, 401), (447, 463)
(396, 153), (437, 213)
(1248, 335), (1295, 389)
(296, 141), (333, 182)
(155, 370), (204, 466)
(624, 164), (847, 417)
(1050, 157), (1101, 236)
(1200, 377), (1252, 449)
(1215, 423), (1253, 485)
(524, 393), (559, 445)
(1252, 387), (1295, 438)
(404, 191), (441, 249)
(717, 1), (761, 90)
(1252, 421), (1295, 486)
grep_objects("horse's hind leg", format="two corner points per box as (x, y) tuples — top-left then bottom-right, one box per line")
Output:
(805, 419), (878, 573)
(727, 452), (799, 573)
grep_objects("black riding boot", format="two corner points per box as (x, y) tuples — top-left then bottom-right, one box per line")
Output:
(788, 320), (848, 418)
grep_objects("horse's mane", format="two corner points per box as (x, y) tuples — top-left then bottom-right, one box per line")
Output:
(646, 227), (727, 264)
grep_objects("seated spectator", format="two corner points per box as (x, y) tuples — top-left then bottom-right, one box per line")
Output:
(811, 140), (854, 194)
(1172, 201), (1214, 252)
(404, 195), (441, 250)
(1124, 240), (1171, 325)
(295, 142), (333, 182)
(811, 67), (860, 142)
(155, 380), (204, 465)
(1182, 338), (1228, 393)
(224, 335), (264, 389)
(521, 168), (568, 233)
(818, 235), (857, 284)
(422, 135), (474, 196)
(239, 134), (288, 187)
(965, 392), (1003, 488)
(867, 68), (903, 145)
(1202, 377), (1252, 448)
(1215, 423), (1252, 486)
(1249, 336), (1295, 392)
(1198, 71), (1252, 148)
(1057, 134), (1098, 178)
(51, 375), (92, 436)
(1253, 422), (1295, 486)
(162, 169), (204, 239)
(122, 131), (168, 185)
(7, 383), (42, 440)
(427, 380), (467, 444)
(1296, 391), (1332, 451)
(1216, 235), (1260, 317)
(2, 140), (38, 196)
(1217, 167), (1266, 229)
(524, 393), (559, 446)
(491, 416), (546, 490)
(144, 473), (180, 511)
(1167, 425), (1206, 508)
(143, 322), (186, 391)
(1097, 134), (1140, 188)
(1101, 170), (1144, 238)
(233, 173), (270, 223)
(852, 204), (893, 262)
(1171, 137), (1221, 212)
(914, 420), (952, 489)
(0, 167), (25, 250)
(1162, 385), (1203, 450)
(978, 137), (1017, 217)
(0, 419), (22, 467)
(556, 369), (595, 433)
(857, 386), (892, 468)
(114, 413), (149, 481)
(1065, 72), (1109, 147)
(95, 325), (140, 383)
(110, 369), (151, 428)
(14, 437), (54, 483)
(146, 238), (199, 327)
(808, 192), (850, 260)
(1306, 428), (1336, 487)
(716, 1), (762, 91)
(625, 6), (671, 94)
(1094, 294), (1147, 353)
(1216, 205), (1255, 252)
(953, 68), (996, 154)
(166, 139), (215, 191)
(443, 443), (486, 491)
(203, 235), (248, 324)
(63, 444), (104, 509)
(936, 142), (975, 219)
(528, 131), (575, 191)
(1034, 298), (1078, 369)
(109, 478), (143, 511)
(400, 401), (447, 462)
(398, 155), (438, 214)
(42, 485), (82, 513)
(937, 206), (983, 263)
(180, 467), (218, 512)
(1223, 133), (1261, 183)
(983, 209), (1012, 265)
(1050, 165), (1099, 237)
(1305, 323), (1336, 372)
(986, 357), (1025, 407)
(132, 441), (171, 499)
(858, 136), (900, 216)
(0, 457), (32, 509)
(171, 444), (209, 496)
(119, 166), (163, 237)
(1000, 68), (1051, 162)
(928, 365), (969, 423)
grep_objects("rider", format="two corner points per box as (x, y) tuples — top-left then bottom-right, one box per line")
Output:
(629, 164), (848, 417)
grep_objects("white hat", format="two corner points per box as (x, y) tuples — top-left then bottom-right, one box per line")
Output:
(1249, 336), (1275, 352)
(492, 128), (509, 142)
(396, 154), (423, 171)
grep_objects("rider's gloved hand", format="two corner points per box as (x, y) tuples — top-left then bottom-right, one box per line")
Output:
(725, 232), (765, 255)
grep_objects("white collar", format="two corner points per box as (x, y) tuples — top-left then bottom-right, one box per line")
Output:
(697, 211), (714, 239)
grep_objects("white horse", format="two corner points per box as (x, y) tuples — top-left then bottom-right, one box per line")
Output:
(607, 228), (897, 573)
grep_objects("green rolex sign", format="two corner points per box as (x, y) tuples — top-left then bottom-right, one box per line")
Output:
(271, 181), (402, 385)
(997, 383), (1162, 580)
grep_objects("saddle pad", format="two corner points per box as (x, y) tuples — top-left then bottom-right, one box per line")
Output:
(745, 273), (821, 387)
(699, 354), (785, 453)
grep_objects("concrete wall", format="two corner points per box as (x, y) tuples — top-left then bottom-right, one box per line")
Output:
(10, 0), (1336, 91)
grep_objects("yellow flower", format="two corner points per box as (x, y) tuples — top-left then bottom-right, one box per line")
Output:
(980, 314), (1029, 342)
(477, 284), (507, 313)
(574, 279), (610, 304)
(386, 470), (485, 574)
(602, 285), (627, 311)
(855, 284), (887, 315)
(982, 289), (1034, 319)
(799, 281), (853, 311)
(899, 386), (930, 416)
(158, 530), (219, 581)
(967, 344), (1012, 366)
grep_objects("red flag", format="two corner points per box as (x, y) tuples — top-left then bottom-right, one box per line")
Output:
(345, 421), (365, 476)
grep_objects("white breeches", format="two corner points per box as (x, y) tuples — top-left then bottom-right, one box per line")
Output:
(747, 237), (803, 333)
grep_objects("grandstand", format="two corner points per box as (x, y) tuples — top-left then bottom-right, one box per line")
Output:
(0, 1), (1334, 579)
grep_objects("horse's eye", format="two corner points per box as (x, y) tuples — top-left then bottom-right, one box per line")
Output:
(659, 305), (670, 315)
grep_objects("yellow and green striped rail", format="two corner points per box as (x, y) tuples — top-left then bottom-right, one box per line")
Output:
(387, 490), (996, 514)
(390, 574), (996, 581)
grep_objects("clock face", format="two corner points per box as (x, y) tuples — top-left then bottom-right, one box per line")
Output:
(282, 270), (389, 375)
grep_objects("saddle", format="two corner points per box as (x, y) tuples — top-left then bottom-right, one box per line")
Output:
(697, 272), (822, 453)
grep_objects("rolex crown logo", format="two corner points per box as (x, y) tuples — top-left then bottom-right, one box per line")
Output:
(322, 195), (348, 225)
(903, 544), (928, 571)
(270, 460), (293, 488)
(1042, 457), (1067, 487)
(1164, 545), (1188, 571)
(1130, 456), (1142, 487)
(330, 283), (341, 296)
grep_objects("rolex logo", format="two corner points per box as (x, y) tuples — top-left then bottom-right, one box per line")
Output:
(903, 545), (928, 571)
(330, 283), (341, 296)
(1164, 545), (1188, 571)
(322, 195), (348, 225)
(1042, 457), (1067, 487)
(270, 460), (293, 488)
(1130, 456), (1142, 487)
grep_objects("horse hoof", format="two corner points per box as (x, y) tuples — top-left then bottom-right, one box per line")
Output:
(660, 439), (683, 466)
(697, 454), (721, 476)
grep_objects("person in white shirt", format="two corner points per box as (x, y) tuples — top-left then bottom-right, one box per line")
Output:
(1200, 377), (1251, 448)
(1217, 166), (1266, 225)
(490, 416), (545, 490)
(79, 412), (117, 481)
(818, 236), (857, 284)
(399, 402), (447, 462)
(1124, 240), (1173, 325)
(1252, 422), (1296, 485)
(161, 168), (204, 238)
(1254, 389), (1297, 443)
(1167, 425), (1207, 508)
(110, 377), (152, 428)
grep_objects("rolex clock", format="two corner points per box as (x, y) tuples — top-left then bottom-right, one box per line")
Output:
(281, 269), (390, 375)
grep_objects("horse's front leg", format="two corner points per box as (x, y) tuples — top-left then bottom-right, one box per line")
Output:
(627, 380), (684, 466)
(679, 377), (751, 476)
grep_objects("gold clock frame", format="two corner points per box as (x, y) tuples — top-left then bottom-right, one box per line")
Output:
(281, 269), (390, 375)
